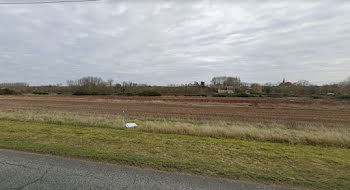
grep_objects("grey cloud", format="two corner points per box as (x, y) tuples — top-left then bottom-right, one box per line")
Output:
(0, 0), (349, 85)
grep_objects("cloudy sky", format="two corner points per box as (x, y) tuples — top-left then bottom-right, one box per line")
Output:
(0, 0), (349, 85)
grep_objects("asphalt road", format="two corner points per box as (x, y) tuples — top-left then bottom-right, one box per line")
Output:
(0, 149), (293, 190)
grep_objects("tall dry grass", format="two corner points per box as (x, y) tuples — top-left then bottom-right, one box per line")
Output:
(0, 109), (349, 148)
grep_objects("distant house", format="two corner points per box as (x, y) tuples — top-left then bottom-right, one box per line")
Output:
(218, 86), (234, 94)
(279, 81), (293, 87)
(327, 93), (335, 96)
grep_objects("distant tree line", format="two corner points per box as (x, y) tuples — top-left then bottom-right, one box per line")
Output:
(0, 82), (29, 94)
(210, 76), (350, 99)
(1, 76), (350, 99)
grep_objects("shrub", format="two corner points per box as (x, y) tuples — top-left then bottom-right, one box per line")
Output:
(267, 94), (283, 98)
(338, 95), (350, 99)
(311, 95), (323, 99)
(212, 93), (229, 97)
(236, 92), (251, 97)
(116, 92), (135, 96)
(32, 92), (49, 95)
(138, 90), (161, 96)
(125, 92), (135, 96)
(0, 88), (17, 95)
(184, 94), (207, 97)
(72, 91), (105, 96)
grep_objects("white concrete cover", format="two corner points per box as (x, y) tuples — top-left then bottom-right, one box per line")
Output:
(125, 123), (137, 128)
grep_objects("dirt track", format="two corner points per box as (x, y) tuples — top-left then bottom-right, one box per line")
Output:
(0, 95), (349, 127)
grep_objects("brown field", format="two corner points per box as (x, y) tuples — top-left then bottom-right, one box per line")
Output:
(1, 95), (350, 147)
(1, 95), (350, 189)
(0, 95), (350, 127)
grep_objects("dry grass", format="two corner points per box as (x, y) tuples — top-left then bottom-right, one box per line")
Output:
(140, 121), (350, 147)
(1, 120), (349, 190)
(0, 110), (124, 128)
(1, 109), (349, 148)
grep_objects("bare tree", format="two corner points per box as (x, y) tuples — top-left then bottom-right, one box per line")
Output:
(211, 76), (241, 89)
(67, 76), (113, 95)
(294, 80), (312, 86)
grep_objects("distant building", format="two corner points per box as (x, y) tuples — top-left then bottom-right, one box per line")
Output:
(327, 93), (335, 96)
(218, 86), (234, 94)
(279, 78), (293, 87)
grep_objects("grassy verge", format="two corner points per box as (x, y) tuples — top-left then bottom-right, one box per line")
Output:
(0, 110), (349, 148)
(0, 120), (349, 190)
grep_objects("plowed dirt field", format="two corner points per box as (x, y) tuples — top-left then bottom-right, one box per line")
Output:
(1, 95), (349, 128)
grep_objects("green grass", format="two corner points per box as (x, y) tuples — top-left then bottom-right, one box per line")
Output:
(0, 120), (349, 190)
(0, 110), (349, 148)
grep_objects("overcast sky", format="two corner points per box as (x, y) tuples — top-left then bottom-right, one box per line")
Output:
(0, 0), (349, 85)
